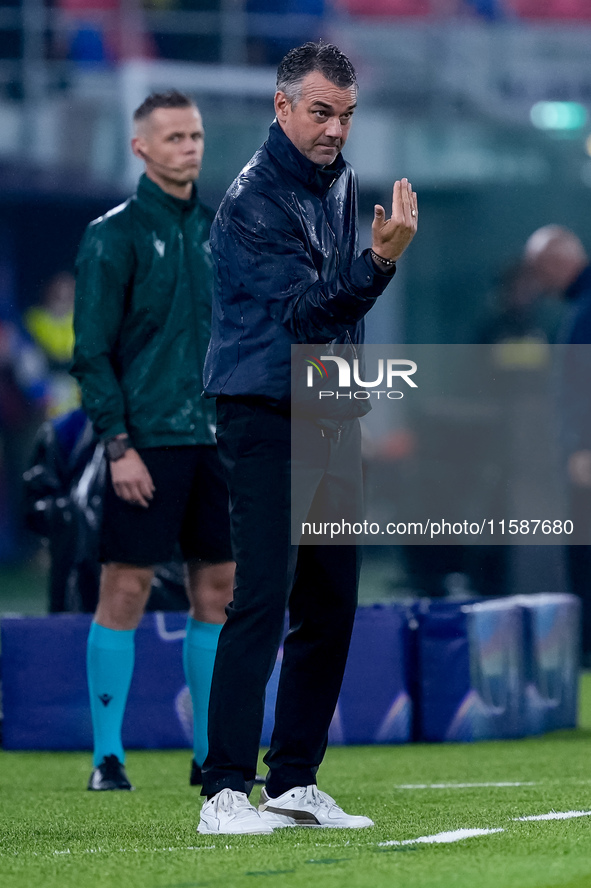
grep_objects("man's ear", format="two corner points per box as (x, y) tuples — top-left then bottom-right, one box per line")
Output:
(131, 137), (146, 162)
(274, 90), (291, 124)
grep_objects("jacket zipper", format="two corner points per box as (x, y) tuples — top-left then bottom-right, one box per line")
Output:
(323, 181), (340, 274)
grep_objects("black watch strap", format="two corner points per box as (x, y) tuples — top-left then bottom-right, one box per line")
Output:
(104, 435), (131, 462)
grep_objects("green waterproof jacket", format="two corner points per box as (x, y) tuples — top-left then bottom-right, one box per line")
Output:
(71, 174), (216, 448)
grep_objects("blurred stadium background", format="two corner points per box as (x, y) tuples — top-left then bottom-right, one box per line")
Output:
(1, 0), (591, 613)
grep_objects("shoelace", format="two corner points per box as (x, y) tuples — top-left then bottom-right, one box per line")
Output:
(304, 785), (337, 811)
(215, 789), (256, 817)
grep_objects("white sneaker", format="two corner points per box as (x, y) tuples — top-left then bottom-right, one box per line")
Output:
(258, 785), (374, 829)
(198, 788), (274, 835)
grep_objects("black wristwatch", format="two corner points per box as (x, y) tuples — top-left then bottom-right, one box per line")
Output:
(104, 435), (131, 462)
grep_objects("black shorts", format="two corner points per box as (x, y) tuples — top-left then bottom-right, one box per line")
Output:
(100, 445), (233, 567)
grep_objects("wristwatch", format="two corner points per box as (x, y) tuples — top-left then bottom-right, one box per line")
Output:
(104, 435), (131, 462)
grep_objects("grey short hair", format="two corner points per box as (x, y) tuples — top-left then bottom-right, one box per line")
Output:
(276, 41), (357, 106)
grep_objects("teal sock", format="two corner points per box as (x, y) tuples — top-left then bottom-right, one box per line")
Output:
(182, 618), (223, 767)
(87, 622), (135, 767)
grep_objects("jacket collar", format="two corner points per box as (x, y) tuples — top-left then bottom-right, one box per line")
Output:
(264, 119), (346, 197)
(137, 172), (198, 216)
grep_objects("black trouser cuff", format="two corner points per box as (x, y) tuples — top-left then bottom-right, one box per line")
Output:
(201, 772), (255, 798)
(265, 768), (317, 799)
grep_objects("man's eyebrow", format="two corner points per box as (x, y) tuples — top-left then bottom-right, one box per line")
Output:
(165, 129), (203, 138)
(309, 100), (357, 111)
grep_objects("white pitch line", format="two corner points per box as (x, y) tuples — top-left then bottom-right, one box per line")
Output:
(395, 782), (537, 790)
(514, 811), (591, 822)
(378, 828), (505, 846)
(378, 810), (591, 848)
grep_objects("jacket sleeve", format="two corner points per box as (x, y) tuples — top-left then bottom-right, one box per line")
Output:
(71, 221), (134, 440)
(215, 187), (394, 343)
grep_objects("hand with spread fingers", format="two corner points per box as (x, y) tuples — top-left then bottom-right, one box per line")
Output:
(371, 177), (418, 271)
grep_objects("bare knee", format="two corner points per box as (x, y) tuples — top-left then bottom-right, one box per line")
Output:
(187, 560), (234, 624)
(95, 563), (154, 630)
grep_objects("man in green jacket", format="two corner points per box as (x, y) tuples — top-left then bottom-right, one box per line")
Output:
(71, 90), (234, 791)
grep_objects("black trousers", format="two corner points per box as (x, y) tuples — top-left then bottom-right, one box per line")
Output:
(201, 399), (362, 798)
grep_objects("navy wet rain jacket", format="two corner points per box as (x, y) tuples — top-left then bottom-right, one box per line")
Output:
(203, 120), (396, 405)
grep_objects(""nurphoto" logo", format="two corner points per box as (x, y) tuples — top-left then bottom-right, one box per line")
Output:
(305, 356), (418, 400)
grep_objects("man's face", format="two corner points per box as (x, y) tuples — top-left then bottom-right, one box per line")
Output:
(275, 71), (357, 166)
(132, 105), (204, 187)
(532, 251), (573, 292)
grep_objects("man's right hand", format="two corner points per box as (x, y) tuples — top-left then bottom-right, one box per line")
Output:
(110, 449), (155, 507)
(371, 178), (418, 266)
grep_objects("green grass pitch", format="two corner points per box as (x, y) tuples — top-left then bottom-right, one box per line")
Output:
(3, 676), (591, 888)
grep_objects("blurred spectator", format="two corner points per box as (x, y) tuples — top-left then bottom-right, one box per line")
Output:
(464, 0), (507, 18)
(332, 0), (472, 16)
(333, 0), (430, 15)
(508, 0), (591, 20)
(23, 407), (103, 611)
(524, 226), (588, 305)
(333, 0), (591, 15)
(148, 0), (222, 64)
(246, 0), (326, 66)
(476, 260), (565, 346)
(58, 0), (155, 66)
(0, 318), (48, 562)
(470, 258), (565, 601)
(23, 407), (188, 612)
(524, 224), (591, 662)
(24, 271), (80, 418)
(25, 272), (75, 368)
(0, 246), (48, 560)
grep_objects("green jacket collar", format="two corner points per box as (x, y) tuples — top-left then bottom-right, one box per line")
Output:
(137, 172), (198, 216)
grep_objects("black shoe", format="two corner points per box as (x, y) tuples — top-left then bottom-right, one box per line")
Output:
(189, 758), (266, 787)
(88, 755), (134, 791)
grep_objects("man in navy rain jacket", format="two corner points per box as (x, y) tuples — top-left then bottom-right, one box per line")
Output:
(198, 42), (418, 835)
